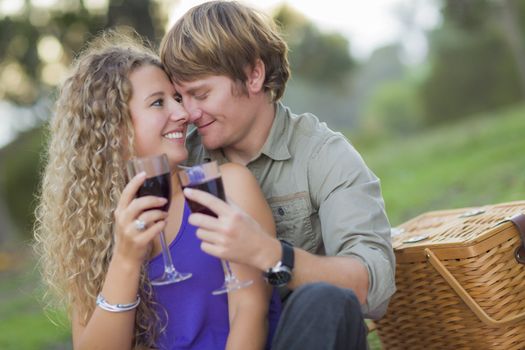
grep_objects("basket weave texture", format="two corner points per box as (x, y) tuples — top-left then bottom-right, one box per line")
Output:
(376, 200), (525, 350)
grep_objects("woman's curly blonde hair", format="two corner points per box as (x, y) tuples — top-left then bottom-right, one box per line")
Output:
(34, 29), (165, 347)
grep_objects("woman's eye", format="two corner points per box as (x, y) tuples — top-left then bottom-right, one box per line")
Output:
(175, 94), (182, 103)
(151, 99), (163, 107)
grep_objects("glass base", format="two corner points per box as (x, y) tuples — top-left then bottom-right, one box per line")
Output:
(211, 278), (253, 295)
(151, 271), (192, 286)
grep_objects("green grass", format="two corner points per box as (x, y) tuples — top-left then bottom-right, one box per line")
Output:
(360, 103), (525, 227)
(0, 253), (71, 350)
(2, 104), (525, 349)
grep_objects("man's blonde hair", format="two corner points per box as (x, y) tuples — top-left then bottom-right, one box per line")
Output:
(160, 0), (290, 101)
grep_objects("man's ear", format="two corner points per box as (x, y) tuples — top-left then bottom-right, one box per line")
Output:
(246, 59), (265, 94)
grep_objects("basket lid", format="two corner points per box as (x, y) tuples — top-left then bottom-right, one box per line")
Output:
(391, 200), (525, 251)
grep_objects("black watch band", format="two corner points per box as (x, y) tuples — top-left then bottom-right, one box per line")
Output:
(264, 239), (295, 287)
(279, 239), (294, 270)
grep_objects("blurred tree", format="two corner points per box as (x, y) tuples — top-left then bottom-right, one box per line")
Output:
(273, 4), (354, 86)
(0, 0), (164, 106)
(421, 0), (525, 124)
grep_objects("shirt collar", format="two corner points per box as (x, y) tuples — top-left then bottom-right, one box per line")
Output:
(259, 102), (291, 161)
(200, 102), (292, 164)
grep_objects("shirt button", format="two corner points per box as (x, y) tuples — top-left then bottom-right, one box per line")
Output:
(278, 207), (285, 216)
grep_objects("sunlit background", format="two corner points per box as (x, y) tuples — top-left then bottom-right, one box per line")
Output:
(1, 0), (524, 349)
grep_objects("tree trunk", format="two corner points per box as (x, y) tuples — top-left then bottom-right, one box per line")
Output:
(107, 0), (156, 42)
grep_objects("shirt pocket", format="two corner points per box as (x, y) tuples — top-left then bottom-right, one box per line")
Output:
(268, 192), (318, 252)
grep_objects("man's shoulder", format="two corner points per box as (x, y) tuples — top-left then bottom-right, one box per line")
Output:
(284, 107), (348, 150)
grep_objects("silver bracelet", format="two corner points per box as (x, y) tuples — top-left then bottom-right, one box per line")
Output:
(96, 293), (141, 313)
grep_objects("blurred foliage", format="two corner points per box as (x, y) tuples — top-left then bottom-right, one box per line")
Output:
(0, 0), (166, 105)
(274, 4), (354, 86)
(0, 127), (45, 239)
(420, 0), (525, 124)
(363, 74), (424, 138)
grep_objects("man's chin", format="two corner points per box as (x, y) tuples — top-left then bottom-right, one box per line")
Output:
(202, 137), (223, 151)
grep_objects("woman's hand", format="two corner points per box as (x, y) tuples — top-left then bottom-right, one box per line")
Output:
(112, 172), (168, 264)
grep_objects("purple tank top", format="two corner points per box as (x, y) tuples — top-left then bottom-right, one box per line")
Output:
(148, 201), (281, 349)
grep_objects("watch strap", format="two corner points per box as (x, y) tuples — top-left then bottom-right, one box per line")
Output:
(279, 239), (294, 270)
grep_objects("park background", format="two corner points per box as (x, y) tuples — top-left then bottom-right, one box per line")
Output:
(0, 0), (524, 348)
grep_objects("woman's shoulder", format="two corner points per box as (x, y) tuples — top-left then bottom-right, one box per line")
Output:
(219, 162), (255, 183)
(219, 163), (259, 198)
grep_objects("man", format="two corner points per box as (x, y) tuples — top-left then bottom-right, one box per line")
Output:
(160, 1), (395, 349)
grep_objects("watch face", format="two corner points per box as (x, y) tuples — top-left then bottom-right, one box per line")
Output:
(266, 267), (292, 287)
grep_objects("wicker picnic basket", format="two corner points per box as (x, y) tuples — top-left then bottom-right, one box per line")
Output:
(375, 200), (525, 350)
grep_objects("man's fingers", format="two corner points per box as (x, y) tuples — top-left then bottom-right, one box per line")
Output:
(188, 212), (221, 230)
(183, 188), (229, 216)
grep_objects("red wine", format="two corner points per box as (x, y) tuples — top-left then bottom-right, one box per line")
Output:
(183, 176), (225, 217)
(137, 172), (171, 211)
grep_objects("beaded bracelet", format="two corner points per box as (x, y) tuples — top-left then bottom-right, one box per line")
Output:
(96, 294), (141, 313)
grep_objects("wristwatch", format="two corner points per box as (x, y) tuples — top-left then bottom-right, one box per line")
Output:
(264, 239), (294, 287)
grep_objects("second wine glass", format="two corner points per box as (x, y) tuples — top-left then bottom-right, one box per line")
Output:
(127, 153), (192, 286)
(178, 161), (253, 295)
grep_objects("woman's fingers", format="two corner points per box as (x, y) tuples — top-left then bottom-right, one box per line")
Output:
(135, 209), (169, 231)
(135, 220), (166, 246)
(118, 172), (146, 208)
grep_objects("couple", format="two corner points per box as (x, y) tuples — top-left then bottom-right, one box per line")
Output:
(34, 1), (395, 349)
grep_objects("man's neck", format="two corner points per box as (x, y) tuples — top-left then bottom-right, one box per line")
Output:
(223, 102), (276, 165)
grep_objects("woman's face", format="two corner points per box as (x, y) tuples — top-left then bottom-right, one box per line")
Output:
(128, 64), (189, 168)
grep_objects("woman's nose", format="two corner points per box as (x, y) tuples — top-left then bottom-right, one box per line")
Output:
(170, 101), (189, 122)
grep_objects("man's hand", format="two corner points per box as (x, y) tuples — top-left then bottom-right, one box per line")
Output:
(183, 187), (281, 270)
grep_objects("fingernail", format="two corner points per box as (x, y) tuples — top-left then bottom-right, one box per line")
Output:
(137, 171), (146, 178)
(183, 188), (193, 195)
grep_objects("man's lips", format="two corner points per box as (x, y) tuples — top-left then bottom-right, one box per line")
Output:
(197, 120), (215, 129)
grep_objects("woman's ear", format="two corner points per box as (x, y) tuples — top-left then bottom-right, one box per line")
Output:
(245, 59), (265, 94)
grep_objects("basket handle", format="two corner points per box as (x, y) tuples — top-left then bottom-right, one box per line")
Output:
(425, 247), (525, 327)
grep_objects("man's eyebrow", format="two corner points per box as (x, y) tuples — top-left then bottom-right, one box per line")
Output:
(184, 83), (207, 95)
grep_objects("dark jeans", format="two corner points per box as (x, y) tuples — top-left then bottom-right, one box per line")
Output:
(271, 282), (368, 350)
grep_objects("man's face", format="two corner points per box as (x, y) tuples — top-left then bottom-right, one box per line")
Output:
(174, 75), (259, 151)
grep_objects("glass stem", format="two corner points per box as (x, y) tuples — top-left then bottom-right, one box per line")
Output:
(159, 231), (175, 274)
(221, 259), (235, 282)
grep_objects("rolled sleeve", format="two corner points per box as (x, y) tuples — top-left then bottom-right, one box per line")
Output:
(310, 134), (396, 318)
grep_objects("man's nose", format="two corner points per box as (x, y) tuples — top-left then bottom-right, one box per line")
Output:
(187, 108), (203, 123)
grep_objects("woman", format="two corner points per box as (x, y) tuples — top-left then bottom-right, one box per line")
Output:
(34, 30), (278, 349)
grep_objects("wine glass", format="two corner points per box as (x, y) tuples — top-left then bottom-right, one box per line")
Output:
(178, 161), (253, 295)
(127, 153), (192, 286)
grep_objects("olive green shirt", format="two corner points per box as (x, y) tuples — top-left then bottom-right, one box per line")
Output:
(185, 102), (396, 318)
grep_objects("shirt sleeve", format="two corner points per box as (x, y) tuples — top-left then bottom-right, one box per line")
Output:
(308, 133), (396, 319)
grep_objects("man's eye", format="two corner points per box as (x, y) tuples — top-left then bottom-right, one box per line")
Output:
(195, 93), (208, 100)
(151, 99), (163, 107)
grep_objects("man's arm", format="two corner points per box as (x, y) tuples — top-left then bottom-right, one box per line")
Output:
(308, 134), (396, 317)
(184, 136), (395, 317)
